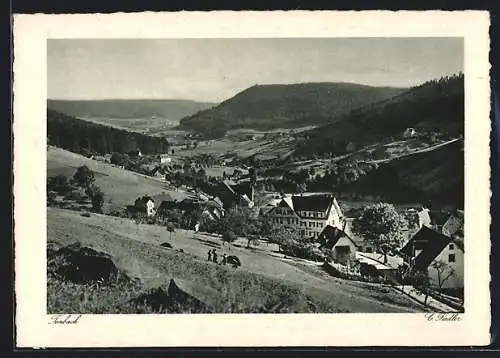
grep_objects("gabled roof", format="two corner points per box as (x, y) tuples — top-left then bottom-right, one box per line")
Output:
(318, 225), (359, 250)
(442, 214), (464, 237)
(401, 226), (458, 271)
(291, 195), (334, 213)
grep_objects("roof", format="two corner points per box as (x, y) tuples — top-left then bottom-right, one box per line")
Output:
(355, 252), (401, 270)
(401, 226), (457, 271)
(291, 195), (335, 213)
(442, 214), (464, 237)
(356, 252), (403, 270)
(318, 225), (359, 250)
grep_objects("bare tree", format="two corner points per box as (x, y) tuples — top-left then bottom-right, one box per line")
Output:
(430, 260), (455, 292)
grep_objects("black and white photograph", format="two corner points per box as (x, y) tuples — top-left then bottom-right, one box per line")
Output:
(14, 11), (491, 347)
(45, 36), (466, 314)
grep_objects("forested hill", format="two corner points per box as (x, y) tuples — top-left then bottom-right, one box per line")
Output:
(345, 139), (464, 209)
(47, 99), (216, 121)
(47, 109), (169, 155)
(296, 73), (464, 156)
(178, 82), (407, 138)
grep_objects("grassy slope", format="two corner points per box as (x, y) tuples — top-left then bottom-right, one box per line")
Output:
(179, 83), (406, 136)
(48, 207), (426, 313)
(47, 146), (182, 211)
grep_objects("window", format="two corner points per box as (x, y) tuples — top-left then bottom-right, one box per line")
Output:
(448, 254), (456, 263)
(449, 244), (454, 250)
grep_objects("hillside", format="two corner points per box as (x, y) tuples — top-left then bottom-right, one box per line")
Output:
(296, 74), (464, 156)
(48, 207), (426, 313)
(345, 139), (464, 208)
(47, 146), (185, 211)
(178, 83), (407, 137)
(48, 99), (216, 122)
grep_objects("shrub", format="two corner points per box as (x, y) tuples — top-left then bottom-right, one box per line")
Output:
(64, 189), (88, 202)
(72, 165), (96, 188)
(222, 230), (237, 244)
(47, 175), (72, 195)
(85, 185), (104, 213)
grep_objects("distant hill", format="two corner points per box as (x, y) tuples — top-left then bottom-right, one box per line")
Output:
(296, 74), (464, 156)
(178, 82), (407, 137)
(47, 99), (216, 122)
(346, 139), (464, 208)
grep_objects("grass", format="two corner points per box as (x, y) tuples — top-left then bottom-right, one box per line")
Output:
(47, 146), (179, 211)
(48, 207), (425, 313)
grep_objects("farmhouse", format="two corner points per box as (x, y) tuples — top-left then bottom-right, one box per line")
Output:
(401, 226), (464, 290)
(317, 225), (358, 265)
(159, 154), (172, 164)
(211, 180), (255, 209)
(264, 193), (343, 238)
(127, 195), (155, 217)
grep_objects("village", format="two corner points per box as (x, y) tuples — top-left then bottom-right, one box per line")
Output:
(60, 136), (464, 312)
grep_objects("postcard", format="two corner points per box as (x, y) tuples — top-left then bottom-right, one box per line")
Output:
(13, 10), (491, 347)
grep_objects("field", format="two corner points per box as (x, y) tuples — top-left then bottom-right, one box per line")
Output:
(47, 146), (185, 211)
(47, 207), (427, 313)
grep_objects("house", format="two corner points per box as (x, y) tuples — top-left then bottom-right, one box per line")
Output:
(442, 211), (464, 237)
(211, 180), (255, 209)
(341, 218), (375, 253)
(128, 149), (143, 158)
(317, 225), (358, 265)
(403, 127), (417, 138)
(150, 166), (166, 180)
(128, 195), (155, 217)
(401, 226), (464, 290)
(159, 154), (172, 164)
(264, 193), (344, 238)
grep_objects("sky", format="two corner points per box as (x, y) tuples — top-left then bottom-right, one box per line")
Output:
(48, 38), (463, 103)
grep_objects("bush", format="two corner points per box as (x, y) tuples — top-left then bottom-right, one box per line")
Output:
(47, 175), (72, 195)
(85, 185), (104, 213)
(222, 230), (237, 244)
(81, 212), (91, 217)
(72, 165), (95, 188)
(47, 191), (58, 204)
(64, 189), (88, 202)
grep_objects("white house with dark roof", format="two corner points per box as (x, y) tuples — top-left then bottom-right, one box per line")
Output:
(401, 226), (464, 290)
(263, 193), (344, 238)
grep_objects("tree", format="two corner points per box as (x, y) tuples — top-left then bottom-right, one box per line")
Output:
(166, 223), (175, 240)
(85, 184), (104, 212)
(110, 152), (129, 167)
(72, 165), (95, 188)
(352, 203), (407, 263)
(233, 168), (243, 177)
(411, 269), (431, 305)
(222, 230), (237, 245)
(430, 260), (455, 292)
(263, 219), (299, 253)
(47, 175), (72, 195)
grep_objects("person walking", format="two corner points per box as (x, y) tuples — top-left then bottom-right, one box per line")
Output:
(221, 254), (227, 265)
(207, 249), (212, 262)
(212, 249), (218, 264)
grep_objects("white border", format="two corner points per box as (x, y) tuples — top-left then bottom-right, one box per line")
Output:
(13, 11), (491, 347)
